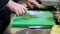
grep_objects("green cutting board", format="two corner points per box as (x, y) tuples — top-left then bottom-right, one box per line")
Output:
(12, 11), (55, 28)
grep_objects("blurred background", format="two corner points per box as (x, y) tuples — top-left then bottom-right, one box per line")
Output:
(4, 0), (60, 34)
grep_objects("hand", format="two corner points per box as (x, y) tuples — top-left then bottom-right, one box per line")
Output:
(7, 0), (27, 15)
(26, 0), (44, 9)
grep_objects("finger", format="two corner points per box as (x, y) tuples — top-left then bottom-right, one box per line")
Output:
(33, 1), (41, 8)
(27, 2), (33, 9)
(23, 7), (27, 13)
(21, 9), (25, 14)
(39, 4), (44, 8)
(18, 9), (23, 15)
(23, 7), (27, 11)
(15, 10), (19, 16)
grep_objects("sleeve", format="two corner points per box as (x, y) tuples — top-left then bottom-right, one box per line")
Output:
(0, 0), (9, 11)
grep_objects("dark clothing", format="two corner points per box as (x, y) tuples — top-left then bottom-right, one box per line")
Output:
(0, 0), (17, 34)
(0, 0), (9, 34)
(0, 7), (10, 34)
(0, 0), (9, 11)
(13, 0), (18, 2)
(0, 0), (10, 34)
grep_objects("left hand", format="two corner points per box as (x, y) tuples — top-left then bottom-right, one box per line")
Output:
(26, 0), (44, 9)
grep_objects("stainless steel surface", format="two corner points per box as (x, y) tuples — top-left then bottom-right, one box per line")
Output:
(41, 1), (60, 6)
(14, 29), (51, 34)
(27, 29), (51, 34)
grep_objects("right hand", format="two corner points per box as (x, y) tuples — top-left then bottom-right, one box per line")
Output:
(7, 0), (27, 15)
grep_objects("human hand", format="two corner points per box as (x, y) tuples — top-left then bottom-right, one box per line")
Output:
(26, 0), (44, 9)
(7, 0), (27, 15)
